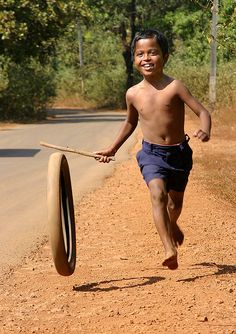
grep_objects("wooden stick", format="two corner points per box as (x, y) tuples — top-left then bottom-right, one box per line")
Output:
(40, 141), (115, 161)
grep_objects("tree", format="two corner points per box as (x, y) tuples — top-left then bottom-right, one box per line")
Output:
(83, 0), (213, 90)
(61, 0), (235, 109)
(83, 0), (137, 90)
(0, 0), (89, 64)
(0, 0), (91, 120)
(217, 0), (236, 61)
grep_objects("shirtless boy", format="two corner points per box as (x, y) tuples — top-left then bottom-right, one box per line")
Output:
(95, 29), (211, 270)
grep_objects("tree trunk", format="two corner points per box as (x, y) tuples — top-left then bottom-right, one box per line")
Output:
(77, 20), (84, 94)
(120, 0), (136, 92)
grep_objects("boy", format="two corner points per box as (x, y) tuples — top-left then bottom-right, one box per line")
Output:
(95, 29), (211, 270)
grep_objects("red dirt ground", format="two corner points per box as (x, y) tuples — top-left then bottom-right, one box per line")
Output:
(0, 114), (235, 334)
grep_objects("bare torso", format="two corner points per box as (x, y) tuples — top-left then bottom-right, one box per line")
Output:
(129, 75), (186, 145)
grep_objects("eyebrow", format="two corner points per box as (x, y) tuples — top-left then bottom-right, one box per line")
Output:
(135, 48), (159, 53)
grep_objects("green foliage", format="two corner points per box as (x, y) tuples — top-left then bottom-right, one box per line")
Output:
(0, 0), (91, 120)
(0, 56), (9, 94)
(0, 0), (90, 64)
(167, 56), (236, 109)
(83, 63), (126, 108)
(146, 6), (211, 66)
(83, 32), (126, 106)
(56, 27), (126, 107)
(216, 60), (236, 106)
(167, 9), (210, 65)
(218, 0), (236, 61)
(0, 58), (56, 121)
(167, 58), (209, 103)
(55, 0), (235, 110)
(0, 0), (235, 120)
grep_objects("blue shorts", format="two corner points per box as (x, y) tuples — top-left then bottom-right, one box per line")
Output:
(136, 136), (193, 192)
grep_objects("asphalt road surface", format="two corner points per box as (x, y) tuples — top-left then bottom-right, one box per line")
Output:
(0, 109), (136, 277)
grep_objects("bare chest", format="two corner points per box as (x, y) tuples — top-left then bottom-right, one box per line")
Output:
(134, 89), (182, 119)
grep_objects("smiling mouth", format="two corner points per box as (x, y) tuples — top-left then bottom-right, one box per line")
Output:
(142, 64), (154, 70)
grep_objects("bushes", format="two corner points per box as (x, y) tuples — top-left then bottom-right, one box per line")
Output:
(216, 61), (236, 107)
(0, 58), (56, 121)
(55, 21), (235, 111)
(82, 63), (126, 108)
(0, 56), (9, 95)
(0, 0), (85, 121)
(167, 58), (209, 103)
(56, 29), (126, 108)
(167, 56), (236, 110)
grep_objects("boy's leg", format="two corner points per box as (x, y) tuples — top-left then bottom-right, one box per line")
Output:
(148, 178), (178, 270)
(168, 190), (185, 247)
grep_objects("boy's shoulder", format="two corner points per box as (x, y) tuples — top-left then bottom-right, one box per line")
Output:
(127, 81), (143, 92)
(163, 75), (184, 88)
(171, 77), (188, 88)
(126, 82), (143, 100)
(163, 76), (188, 95)
(168, 78), (190, 96)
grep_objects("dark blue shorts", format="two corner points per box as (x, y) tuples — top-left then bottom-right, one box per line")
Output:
(136, 136), (193, 192)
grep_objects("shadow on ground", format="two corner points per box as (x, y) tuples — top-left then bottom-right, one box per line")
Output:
(73, 275), (165, 292)
(177, 262), (236, 282)
(0, 149), (40, 157)
(45, 109), (126, 124)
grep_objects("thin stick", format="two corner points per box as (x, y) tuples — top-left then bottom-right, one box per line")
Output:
(40, 141), (115, 161)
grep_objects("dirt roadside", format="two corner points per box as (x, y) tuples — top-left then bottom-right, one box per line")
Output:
(0, 115), (235, 334)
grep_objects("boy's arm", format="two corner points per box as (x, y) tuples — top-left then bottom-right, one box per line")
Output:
(177, 81), (211, 141)
(95, 89), (139, 162)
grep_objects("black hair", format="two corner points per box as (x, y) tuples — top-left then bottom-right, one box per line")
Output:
(131, 29), (169, 59)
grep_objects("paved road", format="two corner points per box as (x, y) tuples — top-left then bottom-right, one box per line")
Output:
(0, 110), (136, 277)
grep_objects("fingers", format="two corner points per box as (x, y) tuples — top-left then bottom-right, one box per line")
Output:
(93, 151), (114, 163)
(193, 129), (210, 142)
(96, 155), (113, 163)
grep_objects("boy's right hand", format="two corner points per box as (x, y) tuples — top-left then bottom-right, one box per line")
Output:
(93, 148), (116, 163)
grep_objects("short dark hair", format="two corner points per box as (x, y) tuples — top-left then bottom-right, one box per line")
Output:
(131, 29), (169, 59)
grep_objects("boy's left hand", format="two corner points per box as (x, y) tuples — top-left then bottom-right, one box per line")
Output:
(193, 129), (210, 142)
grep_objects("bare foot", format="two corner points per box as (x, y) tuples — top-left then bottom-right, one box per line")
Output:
(172, 224), (184, 247)
(162, 252), (178, 270)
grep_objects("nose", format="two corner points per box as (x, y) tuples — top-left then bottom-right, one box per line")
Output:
(143, 52), (151, 61)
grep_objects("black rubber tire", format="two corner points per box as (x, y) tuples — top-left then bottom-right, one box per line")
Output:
(47, 153), (76, 276)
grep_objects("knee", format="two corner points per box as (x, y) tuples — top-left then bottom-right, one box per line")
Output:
(149, 186), (167, 206)
(168, 199), (183, 214)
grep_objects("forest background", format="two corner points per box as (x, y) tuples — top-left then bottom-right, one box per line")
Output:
(0, 0), (235, 121)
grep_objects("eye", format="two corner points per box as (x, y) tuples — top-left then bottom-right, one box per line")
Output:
(149, 49), (158, 56)
(135, 52), (143, 58)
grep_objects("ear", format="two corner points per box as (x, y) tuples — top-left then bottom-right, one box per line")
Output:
(163, 54), (169, 65)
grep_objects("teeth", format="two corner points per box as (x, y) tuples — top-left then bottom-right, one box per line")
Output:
(143, 64), (153, 68)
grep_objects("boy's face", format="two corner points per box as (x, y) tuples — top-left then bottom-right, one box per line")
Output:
(133, 37), (168, 78)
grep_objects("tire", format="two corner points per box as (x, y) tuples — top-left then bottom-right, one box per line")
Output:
(47, 153), (76, 276)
